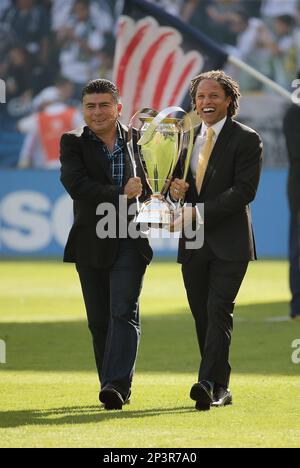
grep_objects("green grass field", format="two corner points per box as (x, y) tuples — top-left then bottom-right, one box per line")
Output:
(0, 259), (299, 448)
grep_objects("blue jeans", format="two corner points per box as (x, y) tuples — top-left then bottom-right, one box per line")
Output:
(289, 213), (300, 318)
(76, 239), (147, 397)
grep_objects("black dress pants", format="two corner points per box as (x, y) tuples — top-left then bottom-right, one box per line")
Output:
(182, 242), (248, 388)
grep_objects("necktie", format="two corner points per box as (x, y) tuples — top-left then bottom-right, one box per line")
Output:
(196, 127), (215, 194)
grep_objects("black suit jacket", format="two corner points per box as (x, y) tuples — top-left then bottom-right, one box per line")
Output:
(177, 117), (263, 263)
(283, 103), (300, 215)
(60, 122), (153, 268)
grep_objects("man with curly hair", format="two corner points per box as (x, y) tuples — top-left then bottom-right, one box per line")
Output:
(170, 70), (263, 410)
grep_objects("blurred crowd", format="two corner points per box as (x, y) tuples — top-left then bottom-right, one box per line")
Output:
(0, 0), (119, 119)
(149, 0), (300, 91)
(0, 0), (299, 168)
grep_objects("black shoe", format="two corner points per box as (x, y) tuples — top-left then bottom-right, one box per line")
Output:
(99, 385), (124, 410)
(211, 385), (232, 407)
(190, 381), (213, 411)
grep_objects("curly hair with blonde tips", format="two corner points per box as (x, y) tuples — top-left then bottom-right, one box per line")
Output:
(190, 70), (241, 118)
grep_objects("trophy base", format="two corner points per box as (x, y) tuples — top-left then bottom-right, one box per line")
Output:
(135, 196), (172, 228)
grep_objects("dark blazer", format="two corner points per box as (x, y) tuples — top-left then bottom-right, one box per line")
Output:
(60, 122), (153, 268)
(178, 117), (263, 264)
(283, 103), (300, 215)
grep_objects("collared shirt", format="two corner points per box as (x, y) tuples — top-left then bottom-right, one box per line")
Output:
(190, 116), (227, 180)
(87, 126), (125, 187)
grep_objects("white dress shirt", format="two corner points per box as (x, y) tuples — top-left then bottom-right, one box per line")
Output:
(189, 116), (227, 229)
(168, 116), (227, 232)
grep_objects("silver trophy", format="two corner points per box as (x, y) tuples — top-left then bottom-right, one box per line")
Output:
(127, 106), (194, 227)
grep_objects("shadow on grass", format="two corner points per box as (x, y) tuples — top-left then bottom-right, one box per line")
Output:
(0, 405), (195, 428)
(0, 301), (298, 376)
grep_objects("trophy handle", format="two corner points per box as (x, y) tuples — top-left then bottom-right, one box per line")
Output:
(182, 115), (194, 182)
(127, 107), (157, 212)
(176, 114), (194, 209)
(160, 125), (184, 198)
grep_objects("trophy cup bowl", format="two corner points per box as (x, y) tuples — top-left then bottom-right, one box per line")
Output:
(127, 107), (194, 228)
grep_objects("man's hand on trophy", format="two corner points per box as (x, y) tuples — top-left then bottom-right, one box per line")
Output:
(170, 178), (189, 201)
(124, 177), (143, 199)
